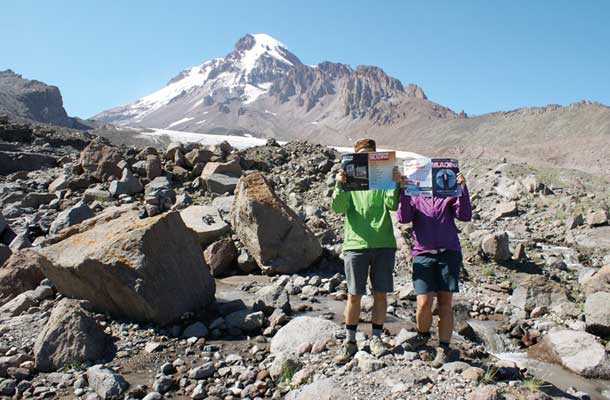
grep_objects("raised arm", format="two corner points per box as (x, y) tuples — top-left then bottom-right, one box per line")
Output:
(397, 191), (415, 223)
(331, 182), (352, 214)
(383, 185), (400, 211)
(452, 182), (472, 222)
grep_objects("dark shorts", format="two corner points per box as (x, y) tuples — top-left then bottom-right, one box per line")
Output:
(343, 248), (395, 295)
(412, 250), (462, 294)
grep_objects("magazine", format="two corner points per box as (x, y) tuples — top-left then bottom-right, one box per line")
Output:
(403, 157), (461, 197)
(340, 151), (397, 191)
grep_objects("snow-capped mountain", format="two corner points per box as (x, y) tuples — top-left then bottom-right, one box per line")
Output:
(94, 33), (454, 142)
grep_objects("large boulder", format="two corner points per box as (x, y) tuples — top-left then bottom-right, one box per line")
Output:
(80, 141), (123, 182)
(270, 316), (339, 356)
(481, 232), (511, 262)
(0, 244), (11, 266)
(0, 151), (57, 175)
(510, 275), (575, 316)
(39, 211), (215, 325)
(200, 159), (242, 179)
(179, 205), (229, 246)
(49, 201), (95, 235)
(231, 172), (322, 274)
(34, 299), (111, 372)
(206, 173), (239, 194)
(538, 329), (610, 378)
(0, 249), (47, 306)
(584, 291), (610, 336)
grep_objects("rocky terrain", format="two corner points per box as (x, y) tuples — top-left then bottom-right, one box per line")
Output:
(92, 33), (610, 175)
(1, 113), (610, 400)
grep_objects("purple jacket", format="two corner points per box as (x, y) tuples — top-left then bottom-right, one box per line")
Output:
(397, 185), (472, 256)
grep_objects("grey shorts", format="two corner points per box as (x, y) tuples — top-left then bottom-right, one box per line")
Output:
(412, 250), (462, 294)
(343, 248), (395, 295)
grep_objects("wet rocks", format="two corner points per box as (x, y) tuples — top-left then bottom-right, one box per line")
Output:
(179, 205), (230, 246)
(538, 329), (610, 378)
(481, 232), (511, 262)
(584, 291), (610, 336)
(39, 211), (215, 325)
(204, 238), (238, 277)
(86, 365), (129, 400)
(231, 172), (322, 274)
(34, 298), (111, 372)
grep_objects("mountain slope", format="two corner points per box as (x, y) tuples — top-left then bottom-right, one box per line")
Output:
(0, 70), (89, 129)
(94, 33), (610, 174)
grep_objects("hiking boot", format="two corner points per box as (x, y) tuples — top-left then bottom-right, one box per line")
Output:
(334, 340), (358, 365)
(402, 332), (430, 351)
(369, 335), (387, 357)
(431, 346), (450, 368)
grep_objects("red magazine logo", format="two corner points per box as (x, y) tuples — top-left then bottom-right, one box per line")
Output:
(369, 152), (390, 161)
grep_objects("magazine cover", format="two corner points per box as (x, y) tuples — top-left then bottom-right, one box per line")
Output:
(340, 151), (396, 191)
(431, 158), (461, 197)
(403, 157), (461, 197)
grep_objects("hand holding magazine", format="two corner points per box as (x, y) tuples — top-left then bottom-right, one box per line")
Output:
(403, 157), (461, 197)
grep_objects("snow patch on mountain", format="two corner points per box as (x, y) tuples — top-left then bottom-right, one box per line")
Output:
(166, 117), (194, 128)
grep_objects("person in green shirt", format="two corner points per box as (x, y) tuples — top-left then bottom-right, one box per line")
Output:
(331, 138), (401, 364)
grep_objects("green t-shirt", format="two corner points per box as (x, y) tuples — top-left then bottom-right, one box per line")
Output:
(331, 183), (399, 250)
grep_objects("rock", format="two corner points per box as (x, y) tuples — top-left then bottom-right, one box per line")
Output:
(19, 192), (57, 209)
(0, 151), (57, 175)
(231, 172), (322, 274)
(583, 265), (610, 295)
(8, 233), (31, 251)
(206, 173), (239, 194)
(0, 290), (37, 316)
(284, 378), (349, 400)
(188, 362), (215, 380)
(49, 201), (95, 234)
(211, 195), (234, 216)
(164, 142), (183, 161)
(252, 285), (291, 314)
(585, 291), (610, 336)
(145, 155), (162, 180)
(0, 249), (47, 305)
(586, 210), (609, 227)
(142, 393), (163, 400)
(80, 141), (123, 182)
(462, 367), (485, 382)
(566, 214), (584, 229)
(48, 174), (70, 192)
(204, 238), (238, 277)
(34, 299), (111, 372)
(481, 232), (511, 262)
(225, 310), (265, 332)
(185, 149), (213, 169)
(0, 378), (17, 396)
(512, 242), (527, 261)
(236, 248), (258, 273)
(510, 275), (571, 314)
(0, 244), (10, 266)
(152, 376), (174, 394)
(179, 205), (230, 246)
(87, 365), (129, 400)
(538, 329), (610, 378)
(200, 159), (242, 179)
(145, 176), (176, 206)
(40, 211), (215, 325)
(495, 201), (518, 219)
(466, 385), (499, 400)
(109, 169), (143, 197)
(271, 316), (339, 356)
(354, 351), (385, 373)
(183, 322), (208, 338)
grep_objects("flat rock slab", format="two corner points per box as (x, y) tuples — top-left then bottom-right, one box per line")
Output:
(179, 205), (230, 246)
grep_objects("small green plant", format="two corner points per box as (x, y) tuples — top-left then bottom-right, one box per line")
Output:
(61, 361), (84, 372)
(481, 366), (498, 384)
(279, 363), (301, 385)
(522, 376), (546, 393)
(482, 265), (496, 277)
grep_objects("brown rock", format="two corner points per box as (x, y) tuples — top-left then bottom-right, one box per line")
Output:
(145, 155), (162, 180)
(204, 238), (238, 277)
(481, 232), (511, 262)
(185, 149), (213, 169)
(466, 385), (498, 400)
(200, 159), (242, 179)
(79, 141), (123, 181)
(0, 249), (47, 306)
(39, 211), (215, 325)
(494, 201), (518, 219)
(582, 265), (610, 295)
(231, 172), (322, 274)
(587, 209), (609, 227)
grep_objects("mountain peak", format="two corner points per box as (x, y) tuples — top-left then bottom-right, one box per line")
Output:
(231, 33), (302, 72)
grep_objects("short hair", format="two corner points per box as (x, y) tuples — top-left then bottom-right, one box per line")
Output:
(354, 138), (376, 152)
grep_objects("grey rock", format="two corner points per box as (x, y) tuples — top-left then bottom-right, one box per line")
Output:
(271, 316), (339, 356)
(354, 350), (385, 373)
(152, 376), (174, 394)
(0, 290), (37, 316)
(494, 201), (518, 219)
(34, 298), (110, 372)
(49, 201), (95, 234)
(225, 310), (265, 332)
(87, 365), (129, 399)
(179, 205), (229, 246)
(285, 378), (349, 400)
(145, 155), (162, 180)
(109, 168), (143, 197)
(253, 284), (291, 314)
(19, 192), (56, 209)
(587, 210), (609, 227)
(188, 362), (215, 380)
(585, 291), (610, 336)
(142, 393), (163, 400)
(183, 322), (208, 338)
(0, 244), (11, 266)
(206, 173), (239, 194)
(541, 329), (610, 378)
(8, 232), (31, 251)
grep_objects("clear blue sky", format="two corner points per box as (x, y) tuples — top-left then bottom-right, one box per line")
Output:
(2, 0), (609, 119)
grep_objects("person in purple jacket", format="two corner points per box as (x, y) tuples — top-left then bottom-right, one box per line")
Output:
(397, 171), (472, 367)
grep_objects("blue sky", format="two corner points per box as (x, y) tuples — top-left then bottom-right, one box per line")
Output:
(2, 0), (609, 118)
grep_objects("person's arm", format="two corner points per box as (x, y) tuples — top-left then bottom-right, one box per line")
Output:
(452, 172), (472, 221)
(383, 165), (402, 211)
(397, 192), (415, 223)
(331, 169), (351, 214)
